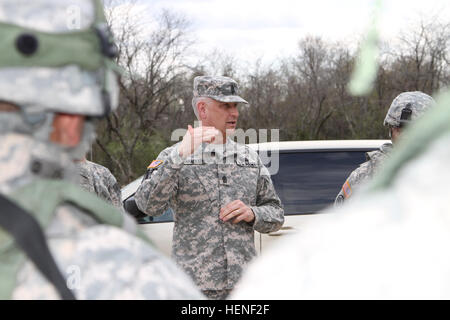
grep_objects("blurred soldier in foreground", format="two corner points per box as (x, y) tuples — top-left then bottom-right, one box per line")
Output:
(75, 157), (123, 209)
(335, 91), (435, 204)
(231, 91), (450, 299)
(135, 76), (284, 300)
(0, 0), (203, 300)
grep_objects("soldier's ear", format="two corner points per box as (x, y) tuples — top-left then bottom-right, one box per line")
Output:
(390, 127), (402, 143)
(198, 101), (208, 121)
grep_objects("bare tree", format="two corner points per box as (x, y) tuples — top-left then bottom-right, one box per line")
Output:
(94, 2), (195, 184)
(281, 37), (335, 139)
(239, 59), (288, 139)
(391, 18), (450, 93)
(92, 7), (450, 185)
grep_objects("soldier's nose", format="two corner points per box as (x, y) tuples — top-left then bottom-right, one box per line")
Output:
(230, 106), (239, 117)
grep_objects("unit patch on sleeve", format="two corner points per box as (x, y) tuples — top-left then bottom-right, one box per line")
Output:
(147, 160), (164, 169)
(342, 180), (352, 199)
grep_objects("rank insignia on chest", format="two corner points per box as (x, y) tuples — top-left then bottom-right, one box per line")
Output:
(147, 160), (164, 169)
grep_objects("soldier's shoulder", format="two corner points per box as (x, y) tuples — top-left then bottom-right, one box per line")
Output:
(366, 143), (392, 161)
(157, 142), (181, 158)
(85, 160), (113, 175)
(347, 161), (373, 186)
(15, 224), (203, 299)
(380, 142), (393, 154)
(366, 150), (382, 162)
(364, 149), (389, 173)
(64, 225), (203, 299)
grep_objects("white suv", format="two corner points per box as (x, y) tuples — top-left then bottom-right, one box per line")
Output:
(122, 139), (389, 256)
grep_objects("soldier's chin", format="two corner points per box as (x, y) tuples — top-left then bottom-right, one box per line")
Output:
(65, 121), (96, 161)
(225, 128), (236, 136)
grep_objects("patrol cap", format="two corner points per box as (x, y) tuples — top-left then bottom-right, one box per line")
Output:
(193, 76), (248, 104)
(384, 91), (435, 127)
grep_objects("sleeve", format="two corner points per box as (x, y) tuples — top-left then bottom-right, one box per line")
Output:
(334, 188), (346, 206)
(134, 145), (184, 217)
(334, 178), (352, 206)
(105, 169), (123, 210)
(334, 163), (371, 206)
(250, 163), (285, 234)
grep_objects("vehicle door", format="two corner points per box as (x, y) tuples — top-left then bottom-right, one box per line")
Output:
(260, 149), (372, 253)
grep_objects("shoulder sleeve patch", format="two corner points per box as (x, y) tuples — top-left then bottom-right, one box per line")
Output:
(342, 180), (352, 199)
(147, 160), (163, 169)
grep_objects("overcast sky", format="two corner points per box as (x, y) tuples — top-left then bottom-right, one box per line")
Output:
(120, 0), (450, 65)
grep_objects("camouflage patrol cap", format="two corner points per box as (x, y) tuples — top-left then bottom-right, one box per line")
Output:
(384, 91), (435, 127)
(0, 0), (120, 117)
(193, 76), (248, 104)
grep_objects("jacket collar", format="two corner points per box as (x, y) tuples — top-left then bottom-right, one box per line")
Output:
(0, 133), (77, 194)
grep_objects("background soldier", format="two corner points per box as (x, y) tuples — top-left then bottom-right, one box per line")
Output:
(135, 76), (284, 300)
(75, 157), (123, 209)
(335, 91), (435, 204)
(0, 0), (203, 300)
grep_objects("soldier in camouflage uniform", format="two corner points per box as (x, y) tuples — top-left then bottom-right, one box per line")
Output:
(335, 91), (435, 205)
(0, 0), (203, 300)
(135, 76), (285, 300)
(75, 158), (123, 209)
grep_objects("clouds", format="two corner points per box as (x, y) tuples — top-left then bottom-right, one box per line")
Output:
(124, 0), (450, 63)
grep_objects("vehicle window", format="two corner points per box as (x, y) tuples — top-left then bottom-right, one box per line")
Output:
(271, 151), (370, 215)
(131, 149), (373, 223)
(137, 208), (174, 224)
(123, 195), (174, 224)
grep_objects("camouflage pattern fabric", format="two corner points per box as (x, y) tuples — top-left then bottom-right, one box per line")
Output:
(134, 138), (284, 291)
(0, 0), (203, 300)
(0, 133), (204, 300)
(384, 91), (435, 127)
(202, 289), (232, 300)
(0, 66), (117, 117)
(193, 76), (248, 104)
(13, 208), (203, 300)
(0, 0), (95, 32)
(335, 142), (393, 205)
(76, 160), (122, 209)
(0, 133), (77, 195)
(0, 0), (119, 117)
